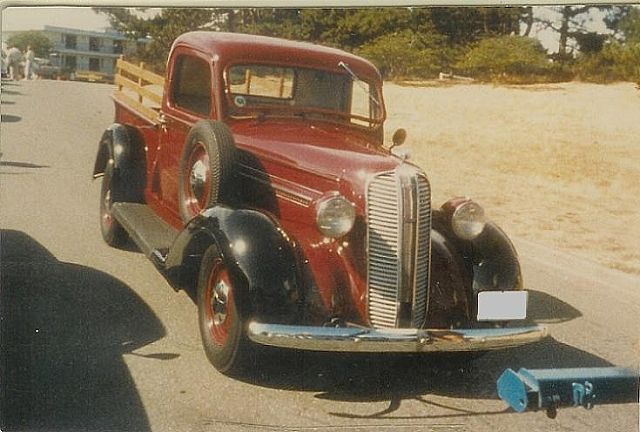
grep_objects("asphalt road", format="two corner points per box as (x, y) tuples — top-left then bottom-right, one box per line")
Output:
(1, 79), (638, 432)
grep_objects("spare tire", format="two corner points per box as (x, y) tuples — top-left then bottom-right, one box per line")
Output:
(178, 120), (236, 222)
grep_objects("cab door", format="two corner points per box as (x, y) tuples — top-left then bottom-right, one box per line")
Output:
(154, 50), (214, 227)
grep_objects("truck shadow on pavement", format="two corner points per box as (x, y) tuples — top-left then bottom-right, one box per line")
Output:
(240, 288), (609, 420)
(0, 230), (169, 432)
(244, 336), (613, 420)
(322, 338), (613, 419)
(525, 289), (582, 324)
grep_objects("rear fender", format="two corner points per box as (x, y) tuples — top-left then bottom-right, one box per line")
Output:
(93, 124), (146, 192)
(164, 206), (302, 323)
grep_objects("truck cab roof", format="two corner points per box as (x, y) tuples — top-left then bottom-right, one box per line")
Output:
(172, 31), (383, 85)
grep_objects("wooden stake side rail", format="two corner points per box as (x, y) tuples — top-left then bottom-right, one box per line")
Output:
(113, 57), (165, 123)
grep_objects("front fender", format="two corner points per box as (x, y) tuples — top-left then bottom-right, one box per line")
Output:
(432, 208), (522, 292)
(470, 221), (523, 292)
(429, 209), (523, 326)
(164, 206), (301, 323)
(428, 228), (473, 327)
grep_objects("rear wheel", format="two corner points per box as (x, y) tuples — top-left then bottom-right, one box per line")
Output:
(99, 163), (128, 247)
(97, 126), (144, 247)
(197, 245), (249, 374)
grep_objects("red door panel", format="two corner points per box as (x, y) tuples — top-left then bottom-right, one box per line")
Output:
(156, 50), (215, 228)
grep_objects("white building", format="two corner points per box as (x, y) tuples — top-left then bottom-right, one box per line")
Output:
(41, 25), (146, 77)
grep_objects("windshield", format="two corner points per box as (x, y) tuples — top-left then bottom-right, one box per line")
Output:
(225, 63), (384, 127)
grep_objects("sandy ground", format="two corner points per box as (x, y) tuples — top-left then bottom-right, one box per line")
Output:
(384, 81), (640, 275)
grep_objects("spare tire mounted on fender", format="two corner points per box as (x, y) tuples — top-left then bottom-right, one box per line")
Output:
(179, 120), (236, 222)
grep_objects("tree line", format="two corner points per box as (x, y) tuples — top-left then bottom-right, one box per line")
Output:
(9, 7), (640, 84)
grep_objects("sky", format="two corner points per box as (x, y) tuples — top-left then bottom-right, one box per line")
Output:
(2, 7), (114, 32)
(0, 5), (614, 54)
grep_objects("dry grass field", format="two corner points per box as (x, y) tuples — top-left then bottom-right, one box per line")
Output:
(384, 82), (640, 275)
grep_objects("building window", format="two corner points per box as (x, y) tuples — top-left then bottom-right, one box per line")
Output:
(65, 35), (77, 50)
(113, 40), (123, 54)
(89, 58), (100, 71)
(89, 37), (100, 52)
(64, 56), (77, 70)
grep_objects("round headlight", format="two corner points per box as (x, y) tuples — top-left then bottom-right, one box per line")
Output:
(451, 200), (486, 240)
(316, 194), (356, 238)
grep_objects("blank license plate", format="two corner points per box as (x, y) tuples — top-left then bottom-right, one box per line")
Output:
(477, 291), (528, 321)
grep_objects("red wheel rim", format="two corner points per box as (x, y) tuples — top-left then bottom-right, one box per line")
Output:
(183, 141), (211, 218)
(203, 260), (234, 346)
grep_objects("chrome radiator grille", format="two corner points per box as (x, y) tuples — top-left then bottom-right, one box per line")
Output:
(412, 175), (432, 327)
(366, 168), (432, 329)
(367, 172), (401, 328)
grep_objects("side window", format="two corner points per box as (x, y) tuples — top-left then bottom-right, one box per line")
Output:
(89, 58), (100, 72)
(171, 55), (212, 117)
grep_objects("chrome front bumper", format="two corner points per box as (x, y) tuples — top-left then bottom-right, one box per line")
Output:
(247, 322), (548, 353)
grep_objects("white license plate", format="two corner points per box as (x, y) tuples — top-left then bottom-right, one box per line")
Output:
(477, 291), (528, 321)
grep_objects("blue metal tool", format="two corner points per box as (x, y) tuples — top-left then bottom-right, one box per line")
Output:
(497, 367), (639, 418)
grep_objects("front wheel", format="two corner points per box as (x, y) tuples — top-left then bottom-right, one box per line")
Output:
(197, 245), (250, 375)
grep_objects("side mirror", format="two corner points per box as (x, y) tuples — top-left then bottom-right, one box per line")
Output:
(391, 128), (407, 149)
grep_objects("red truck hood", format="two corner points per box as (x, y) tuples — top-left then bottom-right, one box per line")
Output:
(230, 119), (403, 198)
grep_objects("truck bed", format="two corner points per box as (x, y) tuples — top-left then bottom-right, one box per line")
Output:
(113, 58), (165, 123)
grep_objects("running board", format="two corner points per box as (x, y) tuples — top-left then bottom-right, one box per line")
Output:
(111, 203), (178, 269)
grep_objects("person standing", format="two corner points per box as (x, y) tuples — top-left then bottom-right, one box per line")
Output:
(24, 45), (35, 80)
(1, 48), (7, 77)
(6, 44), (22, 81)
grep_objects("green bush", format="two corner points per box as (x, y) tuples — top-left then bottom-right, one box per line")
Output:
(456, 35), (553, 82)
(357, 30), (458, 79)
(575, 41), (640, 83)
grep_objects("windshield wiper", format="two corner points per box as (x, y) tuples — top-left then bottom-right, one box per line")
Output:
(338, 61), (381, 109)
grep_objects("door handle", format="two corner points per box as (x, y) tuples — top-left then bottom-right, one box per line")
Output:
(158, 112), (168, 130)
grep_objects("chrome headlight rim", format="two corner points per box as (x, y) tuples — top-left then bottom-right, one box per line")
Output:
(451, 199), (486, 241)
(315, 193), (356, 238)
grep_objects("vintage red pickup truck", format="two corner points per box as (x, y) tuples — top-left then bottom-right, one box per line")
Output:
(93, 32), (547, 374)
